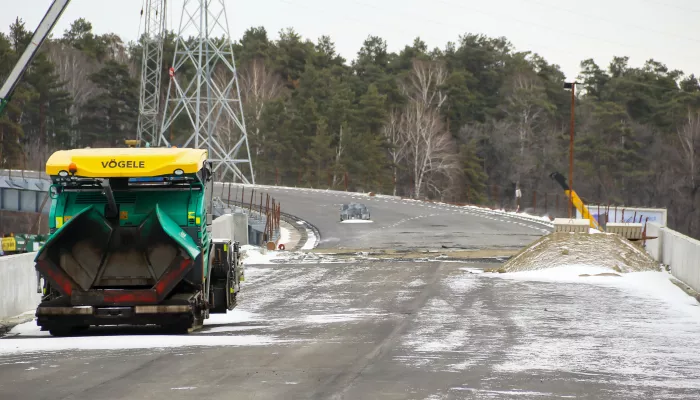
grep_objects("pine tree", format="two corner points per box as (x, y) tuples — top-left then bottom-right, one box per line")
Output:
(0, 32), (25, 167)
(349, 84), (388, 190)
(460, 142), (488, 204)
(79, 61), (138, 147)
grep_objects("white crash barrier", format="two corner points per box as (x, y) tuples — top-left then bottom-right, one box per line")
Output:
(211, 214), (236, 241)
(646, 223), (700, 293)
(553, 218), (590, 233)
(606, 222), (643, 240)
(211, 212), (250, 246)
(645, 223), (663, 260)
(0, 252), (41, 319)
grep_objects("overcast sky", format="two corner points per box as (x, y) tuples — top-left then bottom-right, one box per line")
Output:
(2, 0), (699, 81)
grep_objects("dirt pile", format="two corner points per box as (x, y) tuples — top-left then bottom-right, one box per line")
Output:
(500, 232), (660, 273)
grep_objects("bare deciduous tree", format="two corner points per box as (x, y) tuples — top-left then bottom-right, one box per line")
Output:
(397, 58), (456, 198)
(401, 102), (458, 199)
(238, 58), (285, 154)
(675, 109), (700, 234)
(677, 110), (700, 190)
(400, 59), (448, 110)
(46, 42), (101, 145)
(208, 60), (283, 181)
(501, 72), (552, 188)
(332, 122), (346, 187)
(383, 108), (407, 195)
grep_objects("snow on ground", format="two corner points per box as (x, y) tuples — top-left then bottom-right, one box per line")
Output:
(240, 245), (300, 265)
(340, 219), (374, 224)
(1, 308), (299, 354)
(390, 261), (700, 397)
(500, 232), (659, 273)
(205, 309), (259, 325)
(279, 226), (291, 245)
(491, 266), (700, 310)
(302, 312), (386, 324)
(485, 268), (700, 393)
(395, 272), (483, 370)
(0, 322), (293, 355)
(198, 310), (271, 334)
(2, 249), (699, 396)
(300, 227), (317, 250)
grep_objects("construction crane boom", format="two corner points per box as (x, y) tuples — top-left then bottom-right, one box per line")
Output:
(550, 171), (603, 231)
(0, 0), (72, 115)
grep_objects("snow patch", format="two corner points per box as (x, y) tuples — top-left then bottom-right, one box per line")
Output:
(340, 219), (374, 224)
(7, 320), (48, 336)
(303, 313), (384, 324)
(487, 267), (700, 390)
(447, 360), (473, 372)
(497, 268), (700, 312)
(198, 326), (270, 334)
(301, 228), (317, 250)
(240, 246), (303, 265)
(279, 226), (291, 245)
(204, 309), (260, 325)
(500, 232), (659, 273)
(459, 267), (484, 274)
(0, 329), (293, 355)
(490, 264), (619, 283)
(451, 387), (557, 397)
(408, 279), (426, 287)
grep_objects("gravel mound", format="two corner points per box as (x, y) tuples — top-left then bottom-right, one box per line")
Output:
(500, 232), (660, 273)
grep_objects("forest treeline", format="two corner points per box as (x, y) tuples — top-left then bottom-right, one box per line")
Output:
(1, 18), (699, 237)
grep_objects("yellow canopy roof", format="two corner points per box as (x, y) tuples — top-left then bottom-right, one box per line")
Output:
(46, 148), (208, 178)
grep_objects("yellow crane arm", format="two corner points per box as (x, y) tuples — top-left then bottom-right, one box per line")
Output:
(550, 172), (602, 231)
(565, 189), (602, 231)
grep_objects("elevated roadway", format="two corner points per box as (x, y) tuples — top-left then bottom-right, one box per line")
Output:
(215, 184), (551, 251)
(2, 259), (699, 399)
(3, 181), (699, 399)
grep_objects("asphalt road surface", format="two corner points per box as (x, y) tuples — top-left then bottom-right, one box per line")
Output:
(2, 260), (699, 399)
(215, 184), (551, 251)
(2, 184), (699, 399)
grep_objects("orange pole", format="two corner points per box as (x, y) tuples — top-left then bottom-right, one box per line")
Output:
(568, 82), (576, 218)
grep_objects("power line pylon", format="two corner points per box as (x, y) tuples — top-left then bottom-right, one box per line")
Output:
(136, 0), (166, 147)
(159, 0), (254, 184)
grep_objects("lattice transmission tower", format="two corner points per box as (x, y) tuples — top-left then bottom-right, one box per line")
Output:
(136, 0), (167, 147)
(159, 0), (255, 184)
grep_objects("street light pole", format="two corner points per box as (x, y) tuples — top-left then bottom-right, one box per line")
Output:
(564, 81), (577, 218)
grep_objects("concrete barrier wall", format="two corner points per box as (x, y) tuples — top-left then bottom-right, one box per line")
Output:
(662, 229), (700, 293)
(211, 214), (236, 242)
(646, 223), (663, 261)
(0, 253), (41, 319)
(646, 223), (700, 293)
